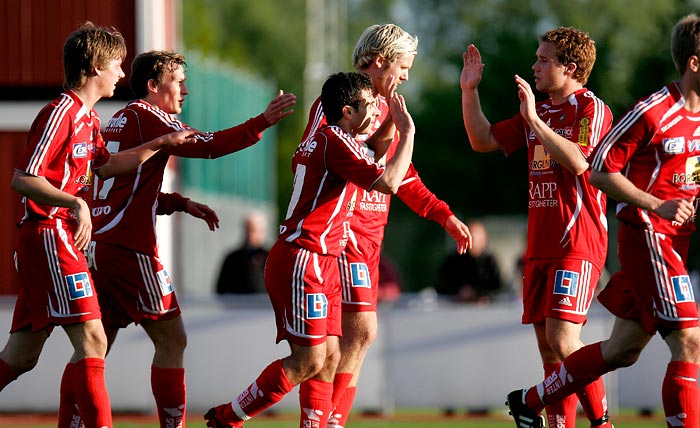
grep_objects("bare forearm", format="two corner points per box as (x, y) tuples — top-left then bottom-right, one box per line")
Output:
(590, 171), (661, 211)
(366, 119), (396, 161)
(11, 171), (82, 209)
(461, 89), (497, 152)
(373, 131), (414, 194)
(529, 117), (588, 175)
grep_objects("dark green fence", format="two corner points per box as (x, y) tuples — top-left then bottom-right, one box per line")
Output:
(179, 52), (276, 203)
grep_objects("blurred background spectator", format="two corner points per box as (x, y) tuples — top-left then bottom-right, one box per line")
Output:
(433, 220), (503, 303)
(216, 212), (269, 294)
(378, 251), (403, 303)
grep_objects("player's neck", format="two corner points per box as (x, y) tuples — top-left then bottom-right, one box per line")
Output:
(678, 75), (700, 114)
(71, 84), (103, 112)
(548, 81), (583, 105)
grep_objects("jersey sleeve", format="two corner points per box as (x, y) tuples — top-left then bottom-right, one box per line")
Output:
(396, 163), (454, 227)
(164, 114), (270, 159)
(19, 105), (73, 177)
(590, 103), (655, 174)
(325, 129), (385, 191)
(572, 95), (613, 158)
(491, 113), (526, 156)
(156, 192), (190, 215)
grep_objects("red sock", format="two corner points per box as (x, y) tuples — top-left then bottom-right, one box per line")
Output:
(0, 358), (17, 391)
(58, 363), (83, 428)
(662, 361), (699, 428)
(331, 386), (356, 428)
(526, 343), (612, 413)
(151, 366), (186, 428)
(576, 375), (608, 422)
(73, 358), (112, 428)
(543, 363), (578, 428)
(223, 359), (294, 423)
(331, 372), (353, 409)
(299, 378), (333, 428)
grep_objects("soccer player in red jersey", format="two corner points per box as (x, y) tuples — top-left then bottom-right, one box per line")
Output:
(506, 14), (700, 428)
(205, 71), (415, 428)
(85, 50), (295, 428)
(301, 24), (472, 428)
(461, 27), (613, 428)
(0, 23), (199, 428)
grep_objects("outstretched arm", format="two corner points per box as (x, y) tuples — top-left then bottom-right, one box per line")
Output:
(97, 129), (202, 178)
(460, 44), (500, 153)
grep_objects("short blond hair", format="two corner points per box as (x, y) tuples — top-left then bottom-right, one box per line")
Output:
(352, 24), (418, 70)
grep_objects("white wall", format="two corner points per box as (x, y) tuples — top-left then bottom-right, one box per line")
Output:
(0, 295), (672, 414)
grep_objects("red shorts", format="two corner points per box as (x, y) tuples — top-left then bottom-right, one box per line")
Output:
(338, 233), (380, 312)
(521, 257), (601, 325)
(598, 222), (699, 335)
(265, 240), (342, 346)
(88, 241), (181, 328)
(11, 220), (102, 333)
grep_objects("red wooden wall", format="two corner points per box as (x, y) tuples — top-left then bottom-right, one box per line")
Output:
(0, 0), (138, 294)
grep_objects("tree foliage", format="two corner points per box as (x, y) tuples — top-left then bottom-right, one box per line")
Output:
(182, 0), (700, 291)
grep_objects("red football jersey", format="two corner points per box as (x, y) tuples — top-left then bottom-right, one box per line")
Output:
(16, 90), (110, 225)
(301, 96), (453, 247)
(92, 99), (270, 255)
(590, 82), (700, 237)
(492, 88), (613, 269)
(279, 125), (385, 256)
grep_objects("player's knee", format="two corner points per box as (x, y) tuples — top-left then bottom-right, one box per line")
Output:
(82, 330), (108, 358)
(8, 352), (40, 375)
(607, 345), (642, 368)
(154, 331), (187, 355)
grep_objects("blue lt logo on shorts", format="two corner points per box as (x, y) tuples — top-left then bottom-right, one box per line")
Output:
(306, 293), (328, 319)
(672, 275), (695, 303)
(350, 263), (371, 288)
(65, 272), (93, 300)
(156, 269), (174, 296)
(554, 270), (578, 297)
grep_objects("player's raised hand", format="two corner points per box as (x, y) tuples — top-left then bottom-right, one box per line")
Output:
(444, 215), (472, 254)
(460, 44), (485, 91)
(388, 78), (414, 136)
(515, 74), (538, 125)
(185, 200), (220, 231)
(263, 90), (297, 125)
(382, 72), (399, 100)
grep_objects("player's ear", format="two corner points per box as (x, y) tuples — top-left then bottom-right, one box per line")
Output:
(342, 105), (354, 119)
(147, 78), (159, 94)
(373, 54), (385, 69)
(564, 62), (577, 76)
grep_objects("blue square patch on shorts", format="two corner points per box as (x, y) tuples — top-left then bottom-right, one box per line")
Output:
(554, 270), (579, 297)
(672, 275), (695, 303)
